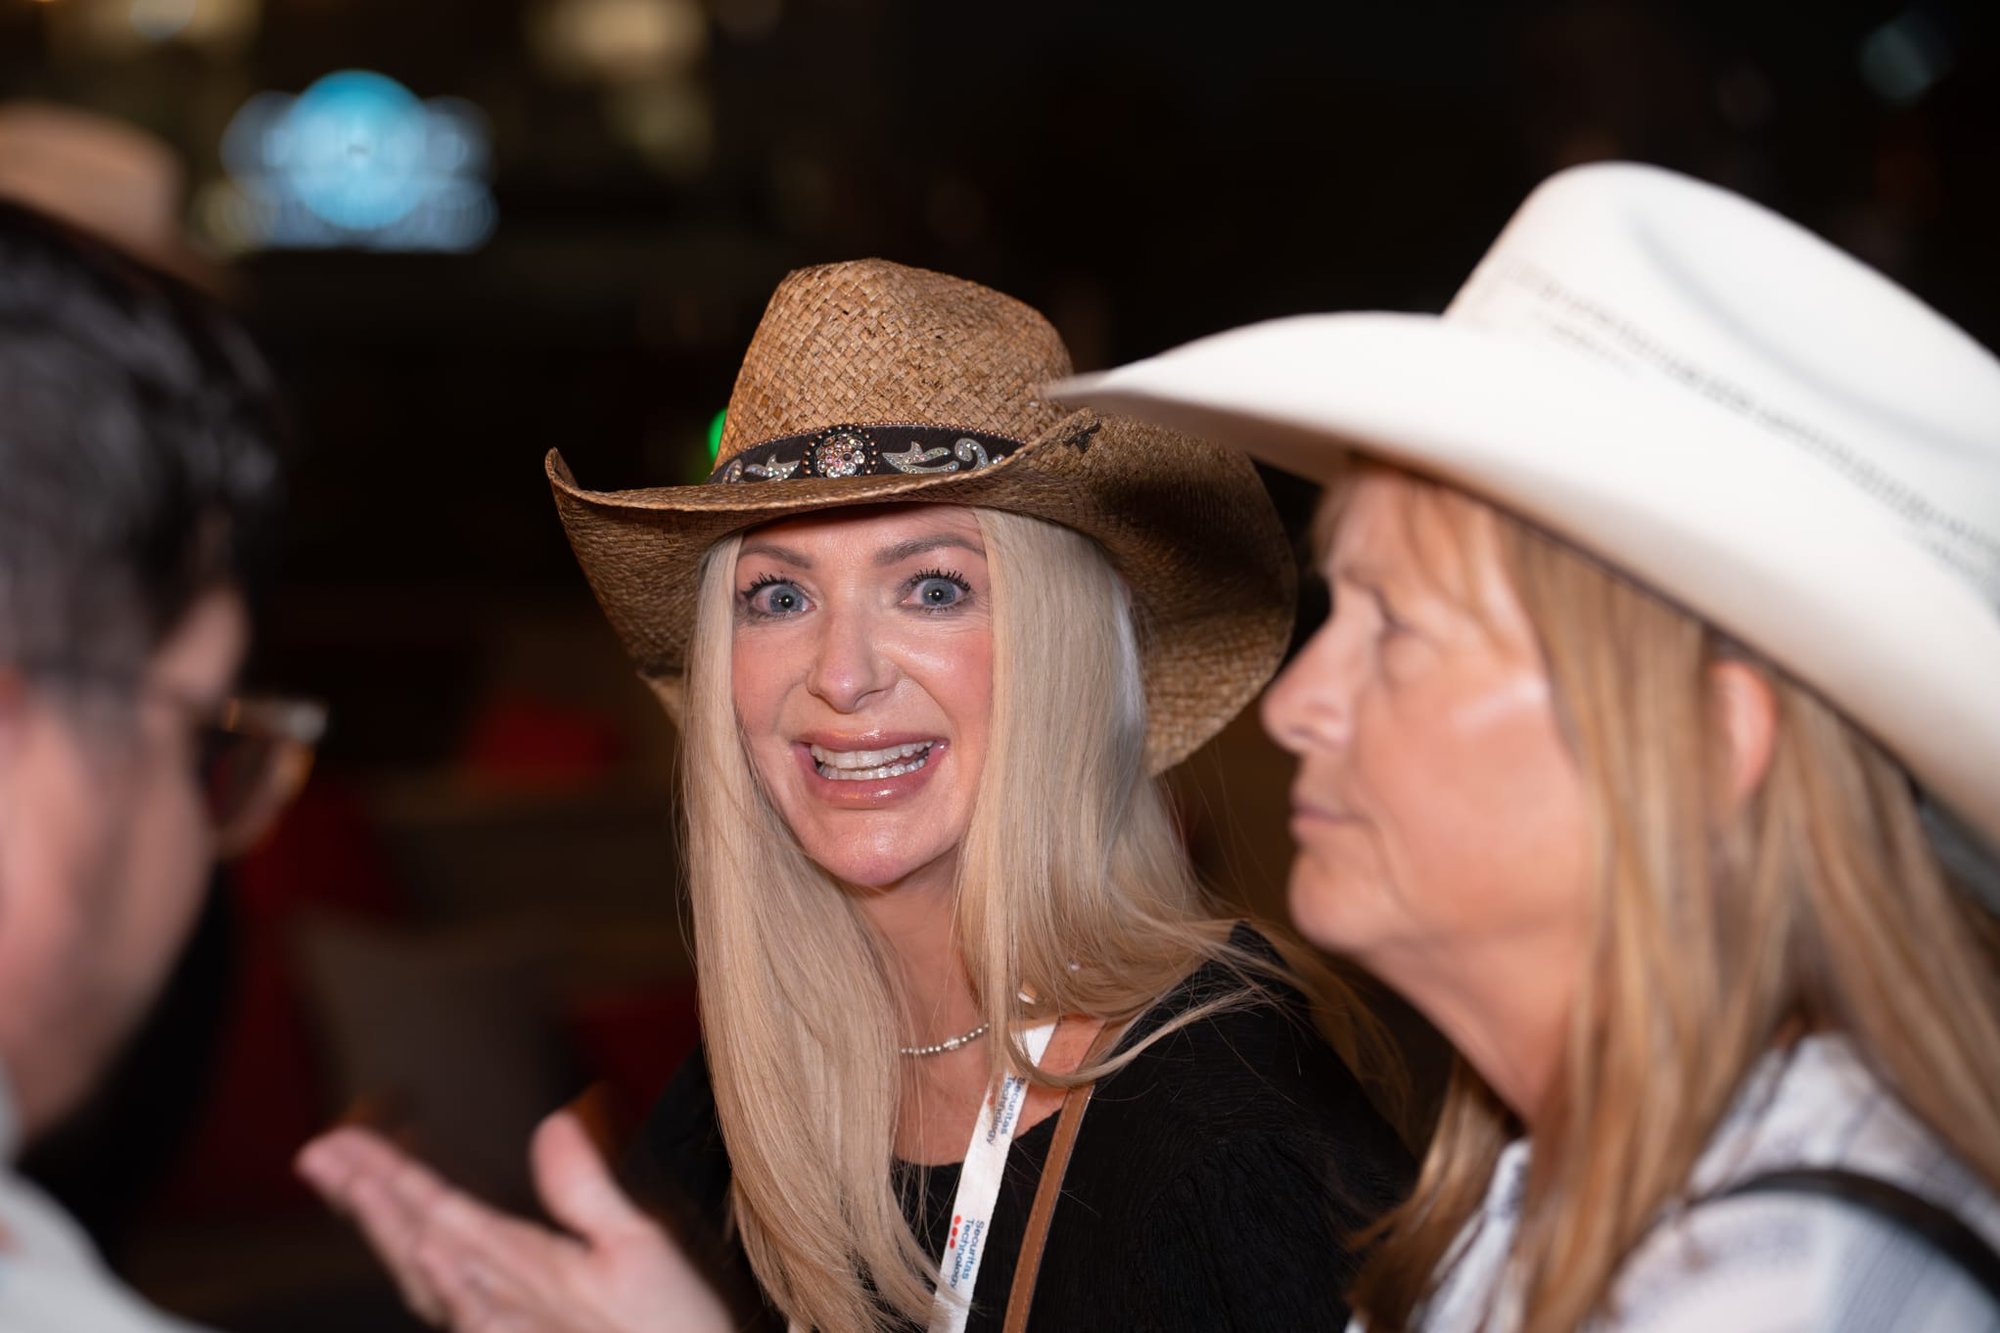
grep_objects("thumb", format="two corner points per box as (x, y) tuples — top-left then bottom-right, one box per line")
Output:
(531, 1109), (650, 1244)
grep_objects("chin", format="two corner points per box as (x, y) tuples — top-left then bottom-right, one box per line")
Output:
(1286, 861), (1368, 956)
(804, 840), (953, 892)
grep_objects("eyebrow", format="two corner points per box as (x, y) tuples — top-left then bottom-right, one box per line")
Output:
(874, 534), (984, 567)
(735, 532), (986, 571)
(738, 540), (814, 568)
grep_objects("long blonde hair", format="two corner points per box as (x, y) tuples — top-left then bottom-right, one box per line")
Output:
(683, 505), (1385, 1333)
(1347, 467), (2000, 1331)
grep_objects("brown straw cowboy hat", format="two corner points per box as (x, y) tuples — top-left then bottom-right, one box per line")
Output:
(547, 259), (1294, 772)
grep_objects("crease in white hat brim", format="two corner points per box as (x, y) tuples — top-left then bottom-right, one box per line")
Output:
(1054, 313), (2000, 854)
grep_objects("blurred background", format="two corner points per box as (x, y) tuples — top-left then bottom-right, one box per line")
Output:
(1, 0), (1995, 1326)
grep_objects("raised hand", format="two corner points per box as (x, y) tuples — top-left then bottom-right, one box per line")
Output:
(297, 1109), (734, 1333)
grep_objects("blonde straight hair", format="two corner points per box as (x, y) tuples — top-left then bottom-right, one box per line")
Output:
(1346, 468), (2000, 1331)
(683, 506), (1385, 1333)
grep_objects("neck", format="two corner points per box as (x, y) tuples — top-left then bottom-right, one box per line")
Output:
(1365, 931), (1576, 1130)
(850, 859), (980, 1047)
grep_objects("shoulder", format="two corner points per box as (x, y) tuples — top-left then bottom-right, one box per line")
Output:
(1109, 923), (1382, 1124)
(1609, 1188), (2000, 1333)
(0, 1168), (212, 1332)
(1083, 925), (1413, 1217)
(1608, 1043), (2000, 1331)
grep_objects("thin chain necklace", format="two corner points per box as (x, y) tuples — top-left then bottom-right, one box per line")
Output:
(898, 1021), (990, 1059)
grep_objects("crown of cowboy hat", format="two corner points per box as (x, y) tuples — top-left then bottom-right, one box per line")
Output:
(0, 102), (225, 295)
(548, 259), (1295, 772)
(1052, 161), (2000, 867)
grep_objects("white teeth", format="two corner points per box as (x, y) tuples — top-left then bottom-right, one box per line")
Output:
(809, 741), (934, 781)
(809, 741), (931, 769)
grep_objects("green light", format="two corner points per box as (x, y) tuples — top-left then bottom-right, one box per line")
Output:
(706, 409), (727, 460)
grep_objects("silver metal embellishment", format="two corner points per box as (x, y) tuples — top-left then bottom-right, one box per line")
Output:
(742, 453), (799, 480)
(883, 441), (961, 474)
(879, 436), (993, 475)
(716, 452), (800, 483)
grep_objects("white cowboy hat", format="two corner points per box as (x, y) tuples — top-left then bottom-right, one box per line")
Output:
(1052, 161), (2000, 879)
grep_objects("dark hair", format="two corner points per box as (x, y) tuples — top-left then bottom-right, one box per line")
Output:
(0, 201), (284, 681)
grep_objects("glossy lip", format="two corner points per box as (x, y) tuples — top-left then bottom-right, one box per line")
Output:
(793, 732), (948, 808)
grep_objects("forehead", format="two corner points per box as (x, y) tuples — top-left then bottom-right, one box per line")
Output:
(738, 503), (984, 552)
(1316, 472), (1434, 567)
(1315, 470), (1509, 611)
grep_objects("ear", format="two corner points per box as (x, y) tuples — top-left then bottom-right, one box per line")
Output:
(1709, 659), (1778, 810)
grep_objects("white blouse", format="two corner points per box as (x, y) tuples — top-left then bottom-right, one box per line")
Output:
(0, 1069), (211, 1332)
(1356, 1036), (2000, 1332)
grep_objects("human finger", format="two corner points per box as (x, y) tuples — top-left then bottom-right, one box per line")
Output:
(295, 1128), (370, 1212)
(299, 1128), (480, 1325)
(531, 1110), (653, 1243)
(345, 1173), (449, 1324)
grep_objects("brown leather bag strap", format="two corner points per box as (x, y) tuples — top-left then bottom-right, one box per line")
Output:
(1002, 1018), (1119, 1333)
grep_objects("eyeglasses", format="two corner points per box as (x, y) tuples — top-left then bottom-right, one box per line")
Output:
(200, 695), (327, 858)
(21, 661), (328, 859)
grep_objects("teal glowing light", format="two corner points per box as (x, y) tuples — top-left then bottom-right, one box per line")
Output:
(707, 409), (728, 460)
(285, 71), (429, 230)
(220, 69), (496, 252)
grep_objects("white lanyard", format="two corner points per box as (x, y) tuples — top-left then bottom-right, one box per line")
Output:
(786, 1020), (1058, 1333)
(927, 1019), (1057, 1333)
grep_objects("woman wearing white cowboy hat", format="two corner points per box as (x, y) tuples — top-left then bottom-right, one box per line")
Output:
(298, 259), (1412, 1333)
(1055, 161), (2000, 1330)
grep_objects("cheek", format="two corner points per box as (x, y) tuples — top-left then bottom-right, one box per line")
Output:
(925, 628), (993, 762)
(1368, 668), (1589, 927)
(4, 742), (208, 1083)
(0, 743), (113, 984)
(731, 631), (799, 775)
(108, 750), (212, 977)
(730, 630), (785, 728)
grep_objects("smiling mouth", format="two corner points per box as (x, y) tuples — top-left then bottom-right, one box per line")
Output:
(809, 741), (936, 781)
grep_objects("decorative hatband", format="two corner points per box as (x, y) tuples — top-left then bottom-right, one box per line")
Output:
(707, 424), (1025, 484)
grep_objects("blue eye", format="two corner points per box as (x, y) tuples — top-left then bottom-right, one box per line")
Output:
(742, 576), (809, 618)
(909, 569), (971, 611)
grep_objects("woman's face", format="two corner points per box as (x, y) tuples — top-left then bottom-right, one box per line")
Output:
(1260, 473), (1592, 984)
(731, 504), (993, 892)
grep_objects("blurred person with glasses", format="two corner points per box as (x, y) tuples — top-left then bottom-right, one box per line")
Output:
(0, 199), (315, 1331)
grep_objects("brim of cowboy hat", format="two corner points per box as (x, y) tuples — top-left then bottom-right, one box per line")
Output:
(144, 235), (235, 302)
(1052, 312), (2000, 855)
(547, 411), (1295, 774)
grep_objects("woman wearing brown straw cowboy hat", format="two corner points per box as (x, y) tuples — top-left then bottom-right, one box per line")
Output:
(1057, 161), (2000, 1330)
(298, 259), (1411, 1333)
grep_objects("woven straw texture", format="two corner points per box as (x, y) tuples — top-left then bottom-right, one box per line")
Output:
(549, 260), (1294, 772)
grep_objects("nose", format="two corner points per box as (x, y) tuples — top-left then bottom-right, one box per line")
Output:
(805, 601), (895, 712)
(1261, 618), (1357, 755)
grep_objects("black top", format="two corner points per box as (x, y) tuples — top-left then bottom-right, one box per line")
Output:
(621, 927), (1412, 1332)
